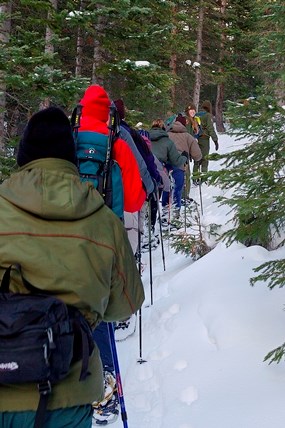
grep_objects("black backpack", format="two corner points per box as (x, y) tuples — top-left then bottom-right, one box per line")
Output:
(0, 264), (94, 428)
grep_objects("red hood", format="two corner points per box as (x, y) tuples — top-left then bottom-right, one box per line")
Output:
(80, 85), (111, 132)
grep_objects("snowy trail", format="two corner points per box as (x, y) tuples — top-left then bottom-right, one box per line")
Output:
(98, 133), (285, 428)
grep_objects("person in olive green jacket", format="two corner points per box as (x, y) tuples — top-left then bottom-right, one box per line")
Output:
(0, 107), (144, 428)
(148, 118), (188, 169)
(148, 118), (188, 221)
(186, 100), (219, 184)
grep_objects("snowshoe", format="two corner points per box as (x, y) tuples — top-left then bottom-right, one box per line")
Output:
(162, 218), (183, 231)
(93, 371), (119, 426)
(114, 314), (137, 341)
(141, 232), (160, 253)
(181, 197), (195, 206)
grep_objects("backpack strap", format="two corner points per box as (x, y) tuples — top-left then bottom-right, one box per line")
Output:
(1, 263), (54, 295)
(34, 381), (51, 428)
(102, 105), (120, 202)
(0, 265), (12, 293)
(72, 314), (93, 381)
(71, 103), (83, 144)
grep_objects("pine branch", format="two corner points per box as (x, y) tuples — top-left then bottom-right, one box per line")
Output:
(250, 259), (285, 289)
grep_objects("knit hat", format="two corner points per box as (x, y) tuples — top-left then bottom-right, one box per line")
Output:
(80, 85), (111, 122)
(185, 103), (197, 113)
(176, 114), (187, 127)
(113, 99), (125, 121)
(201, 100), (212, 113)
(17, 107), (76, 167)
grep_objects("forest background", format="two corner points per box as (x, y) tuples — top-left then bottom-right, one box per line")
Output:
(0, 0), (284, 359)
(0, 0), (284, 149)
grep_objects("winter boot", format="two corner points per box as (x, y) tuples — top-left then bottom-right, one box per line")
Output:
(93, 371), (119, 425)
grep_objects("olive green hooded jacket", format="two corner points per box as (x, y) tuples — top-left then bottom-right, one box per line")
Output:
(148, 127), (187, 167)
(0, 158), (144, 412)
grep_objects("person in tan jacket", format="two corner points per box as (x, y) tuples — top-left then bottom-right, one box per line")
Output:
(167, 115), (202, 215)
(0, 107), (144, 428)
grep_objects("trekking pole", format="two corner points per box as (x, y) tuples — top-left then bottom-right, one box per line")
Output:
(148, 200), (153, 305)
(103, 106), (121, 210)
(104, 106), (129, 426)
(156, 187), (166, 271)
(137, 210), (142, 276)
(107, 323), (129, 428)
(183, 171), (187, 233)
(167, 171), (173, 249)
(197, 161), (204, 217)
(198, 181), (204, 216)
(137, 211), (147, 365)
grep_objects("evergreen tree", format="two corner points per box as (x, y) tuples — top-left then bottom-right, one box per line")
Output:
(1, 0), (89, 141)
(207, 0), (285, 363)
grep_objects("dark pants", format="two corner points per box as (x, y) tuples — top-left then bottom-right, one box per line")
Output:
(193, 138), (210, 175)
(93, 321), (114, 373)
(150, 188), (163, 228)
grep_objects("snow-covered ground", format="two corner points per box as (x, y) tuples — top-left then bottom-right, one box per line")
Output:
(110, 132), (285, 428)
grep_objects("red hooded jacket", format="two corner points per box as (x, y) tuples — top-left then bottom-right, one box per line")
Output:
(79, 85), (146, 213)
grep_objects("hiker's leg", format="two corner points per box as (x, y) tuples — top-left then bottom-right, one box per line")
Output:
(150, 193), (158, 229)
(45, 405), (93, 428)
(161, 190), (169, 207)
(172, 167), (184, 209)
(161, 164), (171, 207)
(124, 211), (139, 253)
(0, 411), (36, 428)
(199, 139), (210, 173)
(192, 159), (200, 180)
(0, 406), (93, 428)
(93, 321), (114, 373)
(185, 163), (190, 197)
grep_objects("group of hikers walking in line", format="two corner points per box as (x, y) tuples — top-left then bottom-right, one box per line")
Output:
(0, 83), (219, 428)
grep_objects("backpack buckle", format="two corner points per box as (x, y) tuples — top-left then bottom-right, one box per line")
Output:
(38, 380), (51, 396)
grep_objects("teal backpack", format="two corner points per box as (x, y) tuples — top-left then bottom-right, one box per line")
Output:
(165, 113), (178, 131)
(73, 106), (124, 220)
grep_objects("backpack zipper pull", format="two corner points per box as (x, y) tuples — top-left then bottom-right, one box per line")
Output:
(47, 327), (56, 350)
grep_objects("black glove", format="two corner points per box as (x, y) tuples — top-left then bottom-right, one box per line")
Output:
(214, 141), (219, 151)
(181, 150), (189, 161)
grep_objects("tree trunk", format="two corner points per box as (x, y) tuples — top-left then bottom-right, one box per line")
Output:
(39, 0), (57, 110)
(193, 3), (204, 110)
(169, 53), (177, 111)
(75, 0), (86, 77)
(216, 83), (225, 131)
(215, 0), (226, 132)
(0, 1), (12, 152)
(169, 4), (178, 110)
(45, 0), (56, 56)
(92, 4), (107, 86)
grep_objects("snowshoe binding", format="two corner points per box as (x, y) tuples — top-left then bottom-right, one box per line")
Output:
(93, 371), (119, 426)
